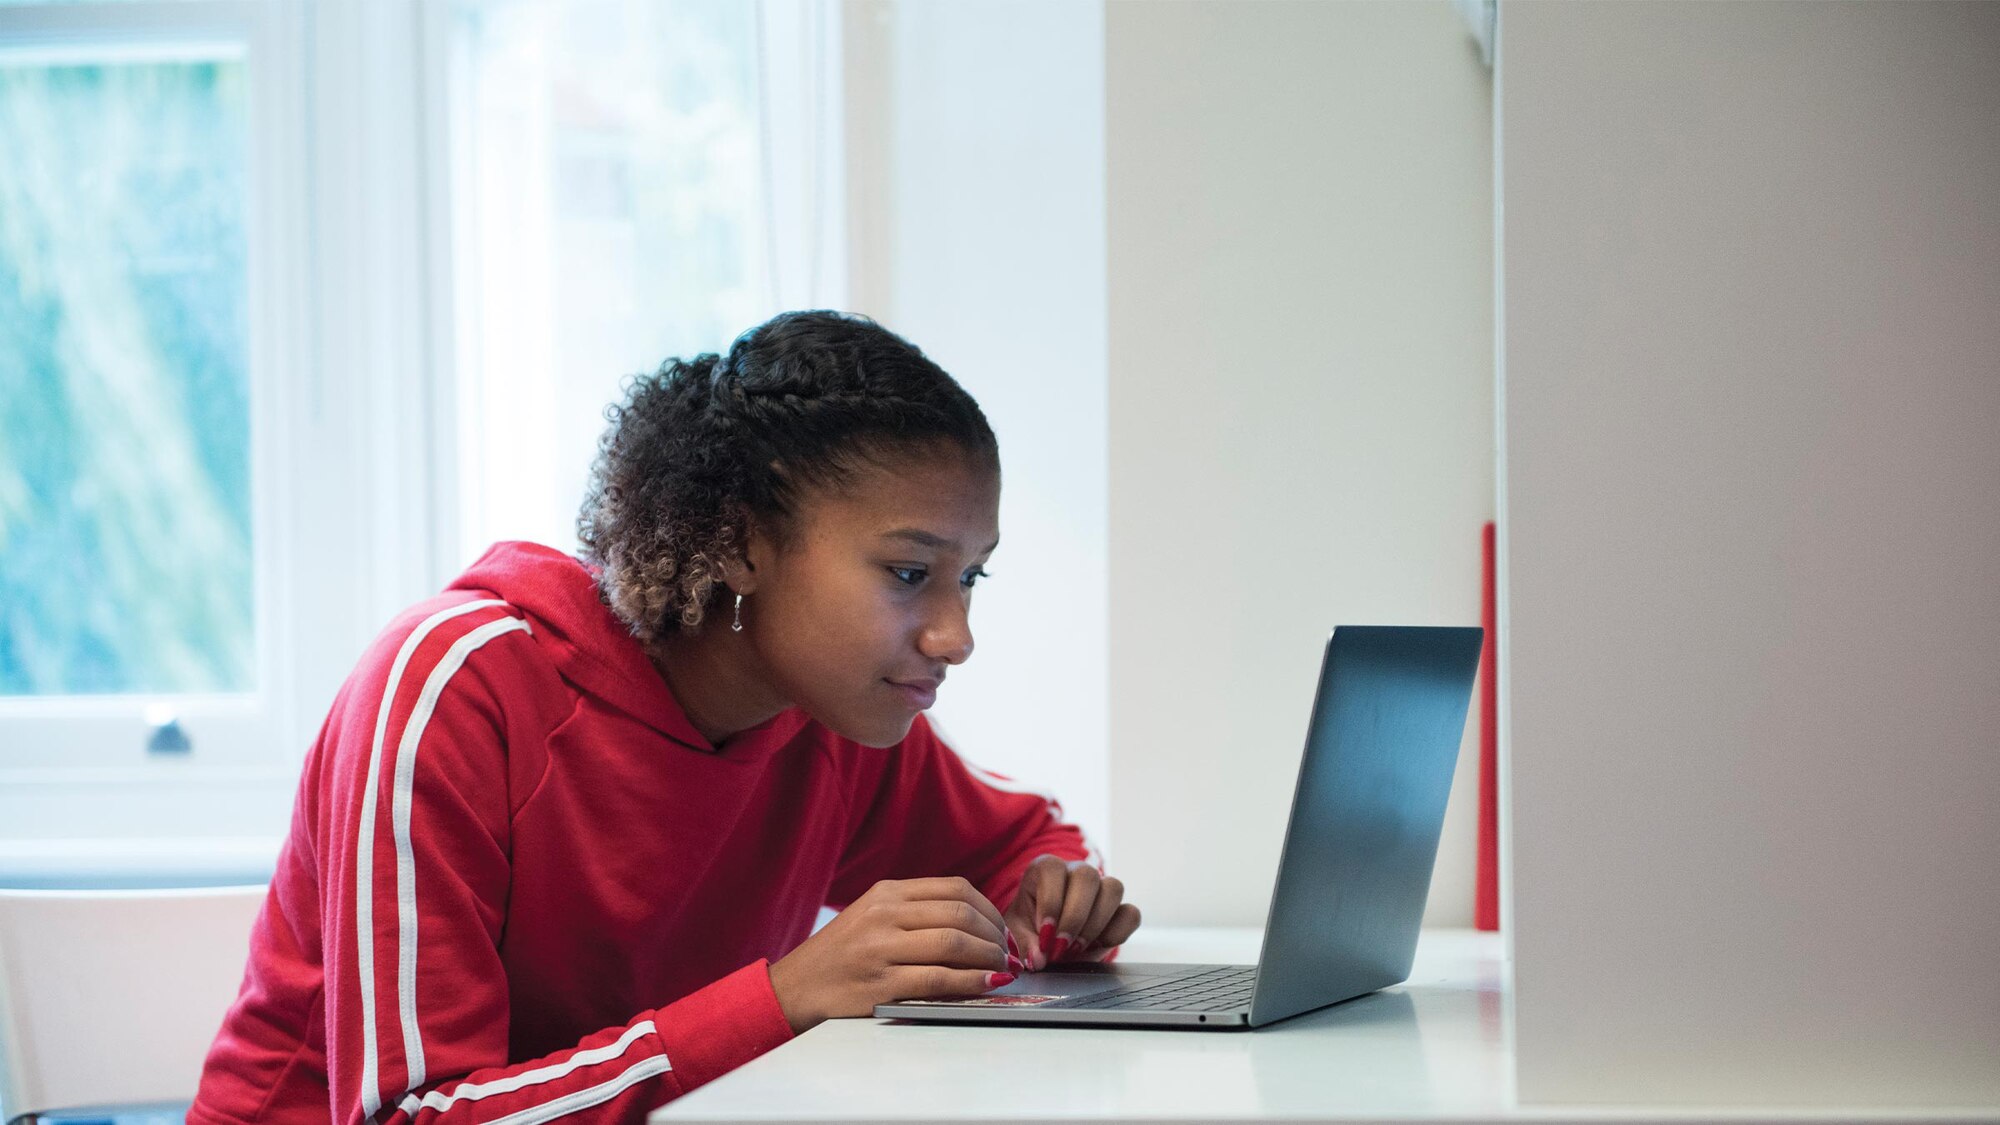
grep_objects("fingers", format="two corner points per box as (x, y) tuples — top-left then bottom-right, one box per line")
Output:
(887, 963), (1018, 1002)
(880, 877), (1008, 946)
(888, 926), (1011, 973)
(1095, 902), (1142, 951)
(885, 894), (1005, 949)
(872, 880), (1024, 975)
(877, 866), (1138, 975)
(1050, 864), (1104, 962)
(1007, 855), (1069, 970)
(781, 879), (1033, 1025)
(1075, 874), (1125, 953)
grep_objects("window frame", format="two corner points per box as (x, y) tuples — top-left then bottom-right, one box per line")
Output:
(0, 1), (441, 878)
(0, 0), (846, 883)
(0, 1), (300, 789)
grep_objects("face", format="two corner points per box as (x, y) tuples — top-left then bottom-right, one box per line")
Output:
(737, 447), (1001, 747)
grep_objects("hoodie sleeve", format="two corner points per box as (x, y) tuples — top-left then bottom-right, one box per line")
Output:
(825, 714), (1106, 915)
(320, 599), (791, 1125)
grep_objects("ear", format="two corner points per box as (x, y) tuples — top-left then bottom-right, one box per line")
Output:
(717, 505), (768, 596)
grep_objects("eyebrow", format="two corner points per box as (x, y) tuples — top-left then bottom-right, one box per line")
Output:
(881, 528), (1000, 555)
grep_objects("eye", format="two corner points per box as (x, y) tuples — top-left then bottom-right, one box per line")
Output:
(885, 566), (992, 589)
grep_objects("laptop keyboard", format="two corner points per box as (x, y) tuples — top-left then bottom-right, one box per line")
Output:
(1044, 964), (1256, 1011)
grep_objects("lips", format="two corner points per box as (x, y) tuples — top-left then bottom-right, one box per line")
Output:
(885, 676), (942, 710)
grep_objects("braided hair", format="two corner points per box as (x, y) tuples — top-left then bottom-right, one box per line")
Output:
(578, 310), (999, 643)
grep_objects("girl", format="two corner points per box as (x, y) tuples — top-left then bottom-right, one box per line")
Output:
(190, 312), (1137, 1125)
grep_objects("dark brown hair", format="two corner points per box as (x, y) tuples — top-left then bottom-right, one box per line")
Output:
(578, 310), (998, 643)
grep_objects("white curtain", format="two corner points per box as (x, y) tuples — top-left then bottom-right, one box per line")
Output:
(754, 0), (848, 313)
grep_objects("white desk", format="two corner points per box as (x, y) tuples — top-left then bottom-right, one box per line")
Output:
(650, 928), (1993, 1124)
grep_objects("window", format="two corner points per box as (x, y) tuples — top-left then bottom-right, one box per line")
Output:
(0, 0), (843, 879)
(1, 2), (324, 872)
(0, 50), (253, 700)
(0, 4), (305, 811)
(445, 0), (843, 560)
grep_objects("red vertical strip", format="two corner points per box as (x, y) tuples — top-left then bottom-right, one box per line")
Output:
(1476, 520), (1501, 931)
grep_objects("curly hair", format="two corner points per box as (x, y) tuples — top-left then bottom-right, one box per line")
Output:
(577, 310), (999, 645)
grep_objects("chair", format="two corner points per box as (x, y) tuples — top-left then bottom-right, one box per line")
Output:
(0, 886), (266, 1125)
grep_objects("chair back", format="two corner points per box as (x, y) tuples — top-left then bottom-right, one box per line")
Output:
(0, 886), (266, 1123)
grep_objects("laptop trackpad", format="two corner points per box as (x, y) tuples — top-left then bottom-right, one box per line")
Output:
(1002, 961), (1217, 1002)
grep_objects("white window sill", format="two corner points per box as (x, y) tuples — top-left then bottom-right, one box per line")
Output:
(0, 836), (280, 888)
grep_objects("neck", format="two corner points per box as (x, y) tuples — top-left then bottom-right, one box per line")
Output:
(650, 622), (789, 747)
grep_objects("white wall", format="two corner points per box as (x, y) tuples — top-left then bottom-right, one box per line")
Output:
(858, 0), (1493, 927)
(845, 0), (1113, 856)
(1501, 0), (2000, 1105)
(1105, 1), (1495, 927)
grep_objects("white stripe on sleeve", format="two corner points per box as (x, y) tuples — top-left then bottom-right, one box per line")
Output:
(391, 612), (533, 1093)
(394, 1021), (663, 1117)
(482, 1056), (676, 1125)
(357, 599), (511, 1119)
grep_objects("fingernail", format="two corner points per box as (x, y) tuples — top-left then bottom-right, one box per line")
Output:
(1007, 953), (1027, 974)
(1038, 918), (1056, 956)
(1005, 930), (1020, 958)
(985, 972), (1016, 990)
(1052, 934), (1072, 961)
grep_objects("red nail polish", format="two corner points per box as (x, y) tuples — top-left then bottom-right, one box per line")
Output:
(1005, 930), (1020, 958)
(1052, 936), (1071, 961)
(1038, 919), (1056, 954)
(1007, 953), (1026, 974)
(986, 972), (1016, 990)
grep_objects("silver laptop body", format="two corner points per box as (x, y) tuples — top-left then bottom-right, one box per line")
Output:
(874, 624), (1484, 1030)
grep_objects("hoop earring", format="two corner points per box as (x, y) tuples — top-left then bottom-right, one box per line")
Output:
(732, 593), (744, 633)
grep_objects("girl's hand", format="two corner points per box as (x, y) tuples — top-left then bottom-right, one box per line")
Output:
(1004, 854), (1142, 971)
(767, 877), (1026, 1034)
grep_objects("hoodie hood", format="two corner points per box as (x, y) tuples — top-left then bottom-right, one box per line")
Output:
(447, 541), (807, 758)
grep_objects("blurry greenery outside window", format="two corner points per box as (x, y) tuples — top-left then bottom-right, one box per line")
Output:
(0, 54), (253, 697)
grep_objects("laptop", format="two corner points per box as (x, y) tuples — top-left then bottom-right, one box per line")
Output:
(875, 624), (1484, 1030)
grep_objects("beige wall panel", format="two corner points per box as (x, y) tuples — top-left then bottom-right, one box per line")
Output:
(1108, 0), (1495, 927)
(1502, 0), (2000, 1105)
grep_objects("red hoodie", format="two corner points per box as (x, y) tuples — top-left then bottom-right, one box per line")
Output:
(190, 542), (1101, 1125)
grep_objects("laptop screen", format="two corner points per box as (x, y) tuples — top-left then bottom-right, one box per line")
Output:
(1249, 625), (1483, 1026)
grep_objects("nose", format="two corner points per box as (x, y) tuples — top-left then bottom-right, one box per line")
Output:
(918, 590), (976, 666)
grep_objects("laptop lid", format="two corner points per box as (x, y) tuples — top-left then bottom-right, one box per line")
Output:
(872, 624), (1483, 1029)
(1247, 624), (1483, 1026)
